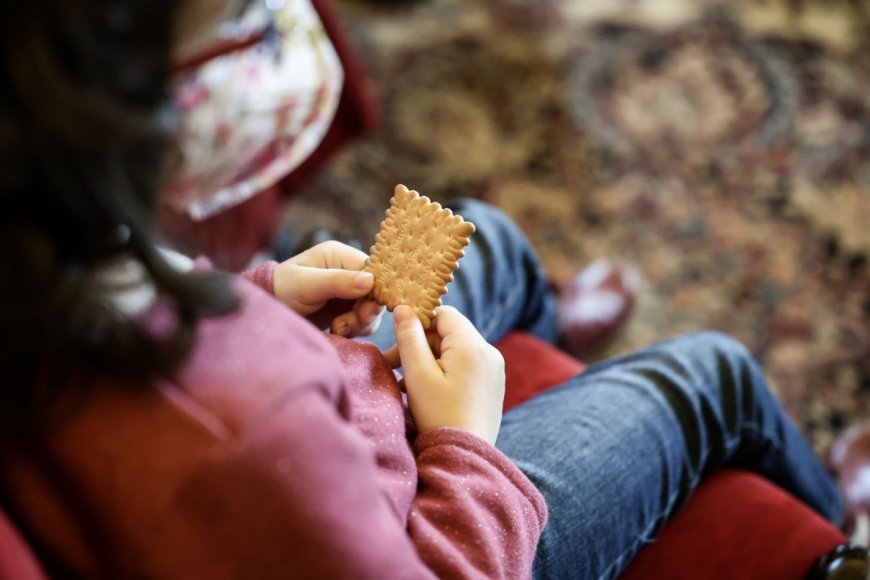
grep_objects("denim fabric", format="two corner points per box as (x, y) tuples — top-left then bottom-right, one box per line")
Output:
(364, 199), (842, 579)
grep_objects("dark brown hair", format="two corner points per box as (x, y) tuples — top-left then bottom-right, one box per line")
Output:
(0, 0), (239, 437)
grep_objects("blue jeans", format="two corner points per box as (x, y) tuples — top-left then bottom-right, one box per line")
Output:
(367, 200), (842, 579)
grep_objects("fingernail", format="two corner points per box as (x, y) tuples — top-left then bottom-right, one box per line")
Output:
(354, 272), (374, 290)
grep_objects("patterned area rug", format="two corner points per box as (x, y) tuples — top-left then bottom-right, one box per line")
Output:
(285, 0), (870, 451)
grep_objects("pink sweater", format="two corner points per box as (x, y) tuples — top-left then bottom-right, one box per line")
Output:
(1, 262), (546, 579)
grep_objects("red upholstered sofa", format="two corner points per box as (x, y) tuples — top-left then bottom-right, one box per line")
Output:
(0, 332), (848, 579)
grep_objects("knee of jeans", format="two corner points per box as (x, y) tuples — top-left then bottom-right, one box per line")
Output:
(446, 197), (486, 214)
(687, 330), (756, 368)
(447, 198), (515, 232)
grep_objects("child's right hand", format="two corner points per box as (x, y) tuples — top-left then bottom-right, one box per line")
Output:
(389, 305), (505, 445)
(272, 241), (383, 338)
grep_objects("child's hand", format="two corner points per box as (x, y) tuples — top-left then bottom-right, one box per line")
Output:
(389, 305), (505, 445)
(273, 241), (384, 337)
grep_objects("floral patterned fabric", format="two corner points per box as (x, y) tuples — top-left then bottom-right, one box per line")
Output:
(162, 0), (343, 221)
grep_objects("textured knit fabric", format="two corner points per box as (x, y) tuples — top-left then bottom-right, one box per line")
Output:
(0, 264), (546, 579)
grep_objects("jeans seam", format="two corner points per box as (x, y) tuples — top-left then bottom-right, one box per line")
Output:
(597, 419), (789, 580)
(596, 444), (712, 580)
(735, 422), (789, 480)
(596, 484), (685, 580)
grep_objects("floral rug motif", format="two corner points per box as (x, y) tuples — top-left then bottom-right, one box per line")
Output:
(286, 0), (870, 452)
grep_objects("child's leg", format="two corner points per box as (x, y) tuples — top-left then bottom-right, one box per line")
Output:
(366, 198), (557, 350)
(496, 331), (843, 579)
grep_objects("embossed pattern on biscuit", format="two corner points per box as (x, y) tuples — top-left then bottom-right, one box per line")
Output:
(365, 184), (476, 329)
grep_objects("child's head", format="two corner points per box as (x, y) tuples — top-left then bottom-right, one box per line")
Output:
(2, 0), (178, 242)
(0, 0), (238, 436)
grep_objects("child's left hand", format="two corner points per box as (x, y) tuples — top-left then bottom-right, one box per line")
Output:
(272, 241), (384, 337)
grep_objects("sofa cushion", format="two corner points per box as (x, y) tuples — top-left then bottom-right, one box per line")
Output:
(620, 469), (846, 579)
(496, 331), (585, 411)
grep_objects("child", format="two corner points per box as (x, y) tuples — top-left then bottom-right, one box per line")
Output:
(0, 1), (844, 578)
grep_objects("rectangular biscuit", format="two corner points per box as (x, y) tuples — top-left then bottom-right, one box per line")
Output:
(365, 184), (475, 329)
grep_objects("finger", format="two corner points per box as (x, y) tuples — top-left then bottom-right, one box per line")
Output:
(382, 330), (439, 361)
(393, 305), (441, 384)
(353, 308), (384, 337)
(382, 345), (401, 368)
(331, 311), (382, 338)
(431, 305), (479, 338)
(431, 306), (487, 357)
(426, 330), (442, 358)
(291, 266), (375, 309)
(330, 299), (384, 338)
(291, 241), (370, 271)
(356, 299), (384, 327)
(330, 311), (357, 337)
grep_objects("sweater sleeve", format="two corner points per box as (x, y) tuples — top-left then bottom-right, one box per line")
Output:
(240, 261), (278, 295)
(409, 429), (548, 579)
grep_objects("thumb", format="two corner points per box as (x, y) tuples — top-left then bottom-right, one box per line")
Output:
(393, 305), (441, 384)
(287, 266), (374, 309)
